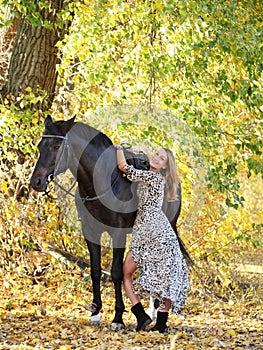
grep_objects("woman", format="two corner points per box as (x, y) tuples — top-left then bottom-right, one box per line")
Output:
(115, 145), (189, 333)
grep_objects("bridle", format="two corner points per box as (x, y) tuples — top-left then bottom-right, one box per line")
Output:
(41, 134), (120, 202)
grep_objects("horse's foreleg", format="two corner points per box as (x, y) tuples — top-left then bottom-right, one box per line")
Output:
(110, 246), (126, 330)
(85, 239), (102, 326)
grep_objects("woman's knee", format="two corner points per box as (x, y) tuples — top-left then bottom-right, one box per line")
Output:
(123, 251), (137, 277)
(123, 262), (133, 278)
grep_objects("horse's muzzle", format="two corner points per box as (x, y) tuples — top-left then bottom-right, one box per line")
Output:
(30, 172), (53, 192)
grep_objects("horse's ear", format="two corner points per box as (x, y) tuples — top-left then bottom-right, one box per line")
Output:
(44, 115), (53, 127)
(62, 115), (76, 134)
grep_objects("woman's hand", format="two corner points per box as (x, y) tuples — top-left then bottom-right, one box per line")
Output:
(114, 144), (127, 173)
(113, 144), (124, 150)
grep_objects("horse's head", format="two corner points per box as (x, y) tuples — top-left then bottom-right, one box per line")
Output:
(30, 116), (75, 192)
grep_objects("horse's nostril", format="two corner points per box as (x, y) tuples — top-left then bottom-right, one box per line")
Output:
(30, 176), (43, 190)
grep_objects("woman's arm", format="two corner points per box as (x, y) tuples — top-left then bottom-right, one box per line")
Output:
(115, 145), (127, 173)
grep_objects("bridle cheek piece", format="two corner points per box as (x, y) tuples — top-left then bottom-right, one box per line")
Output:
(40, 134), (120, 202)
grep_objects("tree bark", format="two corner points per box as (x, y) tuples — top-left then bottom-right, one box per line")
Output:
(0, 1), (72, 111)
(0, 6), (19, 88)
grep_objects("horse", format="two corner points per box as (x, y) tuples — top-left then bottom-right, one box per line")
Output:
(30, 115), (191, 330)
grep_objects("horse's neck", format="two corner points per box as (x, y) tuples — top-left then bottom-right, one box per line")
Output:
(66, 125), (115, 197)
(77, 148), (117, 198)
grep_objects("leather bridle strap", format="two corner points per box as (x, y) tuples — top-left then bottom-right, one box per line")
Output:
(41, 134), (119, 202)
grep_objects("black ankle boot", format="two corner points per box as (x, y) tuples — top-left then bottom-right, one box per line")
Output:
(131, 302), (152, 331)
(151, 311), (168, 333)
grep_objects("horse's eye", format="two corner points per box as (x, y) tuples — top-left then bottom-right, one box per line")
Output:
(49, 144), (61, 151)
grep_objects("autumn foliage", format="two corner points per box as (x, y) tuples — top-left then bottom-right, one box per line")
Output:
(0, 0), (262, 348)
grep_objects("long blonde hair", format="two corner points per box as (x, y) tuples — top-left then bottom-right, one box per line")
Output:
(162, 148), (181, 201)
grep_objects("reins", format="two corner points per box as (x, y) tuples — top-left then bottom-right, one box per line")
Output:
(42, 134), (120, 203)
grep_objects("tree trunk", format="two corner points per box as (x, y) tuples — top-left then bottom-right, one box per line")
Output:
(0, 6), (19, 88)
(0, 1), (72, 111)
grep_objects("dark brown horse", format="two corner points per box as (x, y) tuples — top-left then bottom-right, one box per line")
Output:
(30, 116), (190, 330)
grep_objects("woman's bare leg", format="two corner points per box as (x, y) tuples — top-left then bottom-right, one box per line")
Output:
(123, 251), (140, 306)
(160, 298), (171, 312)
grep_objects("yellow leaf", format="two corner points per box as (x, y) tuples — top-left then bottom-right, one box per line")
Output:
(227, 329), (236, 337)
(185, 344), (198, 349)
(1, 180), (9, 194)
(155, 0), (163, 12)
(171, 332), (186, 341)
(32, 118), (39, 124)
(42, 241), (48, 249)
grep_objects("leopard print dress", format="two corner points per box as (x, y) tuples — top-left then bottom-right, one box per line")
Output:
(124, 164), (189, 314)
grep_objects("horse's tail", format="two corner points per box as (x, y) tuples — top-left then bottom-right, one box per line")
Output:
(173, 225), (194, 267)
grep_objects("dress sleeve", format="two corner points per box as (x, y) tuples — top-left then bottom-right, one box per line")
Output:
(123, 164), (161, 184)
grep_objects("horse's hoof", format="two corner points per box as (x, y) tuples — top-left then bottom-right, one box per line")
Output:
(110, 322), (125, 331)
(87, 303), (99, 313)
(88, 313), (100, 327)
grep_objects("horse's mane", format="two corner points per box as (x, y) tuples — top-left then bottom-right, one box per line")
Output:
(72, 122), (112, 146)
(62, 122), (113, 164)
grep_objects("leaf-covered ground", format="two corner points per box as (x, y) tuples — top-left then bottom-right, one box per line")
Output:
(1, 265), (262, 350)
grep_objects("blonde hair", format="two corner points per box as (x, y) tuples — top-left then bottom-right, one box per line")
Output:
(162, 148), (181, 201)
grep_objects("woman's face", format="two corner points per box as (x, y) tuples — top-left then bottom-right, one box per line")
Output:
(150, 148), (168, 172)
